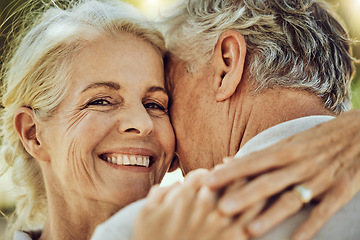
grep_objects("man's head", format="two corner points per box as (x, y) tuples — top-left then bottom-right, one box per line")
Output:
(162, 0), (355, 174)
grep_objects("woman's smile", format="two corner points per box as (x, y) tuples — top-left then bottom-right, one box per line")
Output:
(1, 1), (174, 238)
(37, 33), (175, 206)
(98, 147), (159, 171)
(101, 154), (152, 167)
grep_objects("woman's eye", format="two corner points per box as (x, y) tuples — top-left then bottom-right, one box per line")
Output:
(144, 102), (167, 113)
(88, 99), (111, 106)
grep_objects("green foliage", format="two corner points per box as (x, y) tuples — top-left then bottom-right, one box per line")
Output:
(351, 73), (360, 109)
(0, 0), (359, 109)
(120, 0), (143, 6)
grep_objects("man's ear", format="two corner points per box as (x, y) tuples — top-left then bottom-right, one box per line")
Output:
(213, 30), (247, 102)
(14, 107), (49, 161)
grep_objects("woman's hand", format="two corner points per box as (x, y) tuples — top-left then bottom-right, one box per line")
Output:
(205, 110), (360, 240)
(133, 169), (248, 240)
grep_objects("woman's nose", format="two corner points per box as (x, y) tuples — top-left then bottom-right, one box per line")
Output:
(118, 105), (154, 136)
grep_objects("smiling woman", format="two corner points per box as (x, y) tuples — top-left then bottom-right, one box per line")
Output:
(0, 0), (175, 239)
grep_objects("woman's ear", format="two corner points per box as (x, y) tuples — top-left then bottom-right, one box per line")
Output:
(212, 30), (247, 102)
(14, 107), (49, 161)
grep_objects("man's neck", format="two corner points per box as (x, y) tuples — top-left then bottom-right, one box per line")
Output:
(228, 87), (334, 154)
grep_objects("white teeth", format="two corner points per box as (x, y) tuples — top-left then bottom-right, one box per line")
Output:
(130, 156), (137, 165)
(137, 157), (143, 166)
(123, 156), (130, 165)
(117, 155), (123, 165)
(142, 157), (146, 166)
(103, 154), (151, 167)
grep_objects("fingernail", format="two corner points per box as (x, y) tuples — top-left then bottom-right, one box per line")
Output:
(206, 175), (218, 186)
(248, 220), (262, 234)
(223, 157), (232, 163)
(213, 164), (224, 170)
(220, 199), (238, 215)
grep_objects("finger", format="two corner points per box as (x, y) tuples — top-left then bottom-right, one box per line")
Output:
(147, 184), (161, 199)
(218, 159), (321, 215)
(221, 216), (250, 240)
(163, 182), (196, 205)
(247, 190), (303, 237)
(138, 185), (184, 235)
(221, 178), (247, 197)
(161, 185), (198, 235)
(190, 186), (218, 227)
(158, 169), (210, 232)
(216, 178), (247, 215)
(292, 175), (354, 240)
(147, 183), (180, 204)
(238, 199), (266, 225)
(246, 161), (339, 237)
(163, 168), (208, 204)
(203, 210), (232, 233)
(206, 144), (305, 190)
(183, 168), (209, 189)
(291, 157), (360, 240)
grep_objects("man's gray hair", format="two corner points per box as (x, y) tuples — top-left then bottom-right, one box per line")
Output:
(161, 0), (355, 114)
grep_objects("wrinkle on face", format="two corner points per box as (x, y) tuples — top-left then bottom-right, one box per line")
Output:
(62, 109), (90, 138)
(66, 138), (99, 194)
(39, 34), (175, 211)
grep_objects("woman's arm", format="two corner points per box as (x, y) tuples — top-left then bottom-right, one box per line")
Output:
(206, 109), (360, 240)
(133, 169), (248, 240)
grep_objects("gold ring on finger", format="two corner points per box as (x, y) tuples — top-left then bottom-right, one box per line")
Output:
(293, 185), (313, 204)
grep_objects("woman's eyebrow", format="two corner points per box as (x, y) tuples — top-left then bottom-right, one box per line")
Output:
(147, 86), (167, 94)
(82, 82), (121, 93)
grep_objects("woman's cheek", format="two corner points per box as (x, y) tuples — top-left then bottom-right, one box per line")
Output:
(72, 112), (115, 140)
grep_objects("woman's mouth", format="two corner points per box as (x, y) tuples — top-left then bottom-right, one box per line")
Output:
(99, 154), (153, 167)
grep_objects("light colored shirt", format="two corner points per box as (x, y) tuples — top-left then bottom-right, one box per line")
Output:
(91, 199), (146, 240)
(239, 116), (360, 240)
(14, 231), (31, 240)
(91, 115), (360, 240)
(13, 230), (41, 240)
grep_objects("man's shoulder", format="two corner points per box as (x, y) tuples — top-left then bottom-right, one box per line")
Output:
(236, 116), (335, 157)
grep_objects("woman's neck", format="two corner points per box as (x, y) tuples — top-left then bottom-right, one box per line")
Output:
(39, 178), (122, 240)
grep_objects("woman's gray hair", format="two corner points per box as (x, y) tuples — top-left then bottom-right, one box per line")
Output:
(0, 0), (165, 237)
(160, 0), (355, 114)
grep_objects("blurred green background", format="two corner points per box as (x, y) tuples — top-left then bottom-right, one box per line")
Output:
(125, 0), (360, 108)
(0, 0), (359, 225)
(1, 0), (359, 106)
(0, 0), (359, 107)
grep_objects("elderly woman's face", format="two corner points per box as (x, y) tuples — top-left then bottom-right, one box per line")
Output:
(39, 33), (175, 206)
